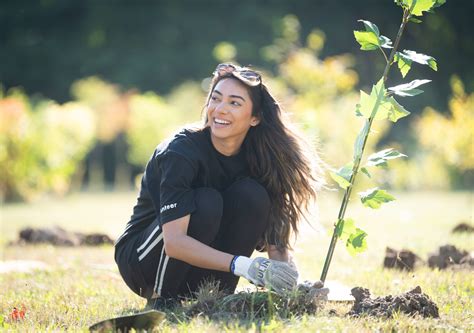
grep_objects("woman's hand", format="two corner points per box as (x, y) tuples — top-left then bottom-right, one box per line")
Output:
(231, 256), (298, 294)
(267, 245), (299, 279)
(267, 245), (291, 262)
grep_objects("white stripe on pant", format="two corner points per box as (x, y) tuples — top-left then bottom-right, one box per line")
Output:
(137, 224), (161, 253)
(152, 246), (169, 297)
(138, 232), (163, 261)
(135, 224), (168, 297)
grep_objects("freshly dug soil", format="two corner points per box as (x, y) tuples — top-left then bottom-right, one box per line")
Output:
(428, 244), (473, 270)
(348, 286), (439, 318)
(452, 222), (474, 233)
(383, 247), (420, 270)
(185, 280), (328, 320)
(12, 226), (114, 246)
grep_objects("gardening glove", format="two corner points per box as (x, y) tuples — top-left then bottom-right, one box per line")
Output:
(297, 280), (330, 306)
(231, 256), (298, 295)
(288, 256), (298, 277)
(309, 280), (330, 303)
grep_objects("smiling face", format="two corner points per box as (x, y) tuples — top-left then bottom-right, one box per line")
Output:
(206, 78), (260, 156)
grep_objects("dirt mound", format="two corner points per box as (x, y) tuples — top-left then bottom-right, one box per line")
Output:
(428, 244), (473, 270)
(348, 286), (439, 318)
(13, 226), (114, 246)
(452, 222), (474, 233)
(383, 247), (420, 270)
(185, 280), (328, 320)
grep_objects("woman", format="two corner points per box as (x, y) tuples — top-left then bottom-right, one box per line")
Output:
(115, 63), (324, 310)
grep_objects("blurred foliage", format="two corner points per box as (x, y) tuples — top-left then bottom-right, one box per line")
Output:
(2, 7), (473, 201)
(70, 76), (204, 167)
(0, 76), (204, 201)
(213, 42), (237, 63)
(1, 0), (472, 117)
(71, 77), (130, 143)
(0, 89), (95, 201)
(125, 92), (173, 166)
(416, 76), (473, 172)
(383, 76), (473, 190)
(125, 81), (204, 166)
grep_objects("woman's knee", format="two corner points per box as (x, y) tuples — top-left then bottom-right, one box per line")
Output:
(187, 187), (223, 243)
(225, 178), (271, 217)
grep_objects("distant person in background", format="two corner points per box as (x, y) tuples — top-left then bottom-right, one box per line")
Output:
(114, 63), (327, 310)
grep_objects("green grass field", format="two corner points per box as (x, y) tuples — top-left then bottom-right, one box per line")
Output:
(1, 190), (473, 332)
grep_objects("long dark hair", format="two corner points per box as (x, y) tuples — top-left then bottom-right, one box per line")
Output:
(203, 71), (324, 250)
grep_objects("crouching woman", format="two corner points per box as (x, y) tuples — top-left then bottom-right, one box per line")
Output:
(114, 63), (324, 310)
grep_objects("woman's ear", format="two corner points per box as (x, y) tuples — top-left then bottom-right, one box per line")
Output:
(250, 116), (260, 127)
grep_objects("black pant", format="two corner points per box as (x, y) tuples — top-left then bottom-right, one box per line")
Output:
(116, 178), (270, 300)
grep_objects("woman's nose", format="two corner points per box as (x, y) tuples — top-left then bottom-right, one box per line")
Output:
(215, 102), (229, 114)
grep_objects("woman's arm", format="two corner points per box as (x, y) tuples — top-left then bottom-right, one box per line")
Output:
(162, 214), (233, 272)
(267, 245), (292, 262)
(163, 215), (300, 294)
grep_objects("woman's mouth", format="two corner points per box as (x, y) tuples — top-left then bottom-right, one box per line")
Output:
(213, 117), (231, 128)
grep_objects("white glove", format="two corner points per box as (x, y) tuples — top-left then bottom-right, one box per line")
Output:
(309, 280), (329, 303)
(296, 280), (329, 307)
(231, 256), (298, 294)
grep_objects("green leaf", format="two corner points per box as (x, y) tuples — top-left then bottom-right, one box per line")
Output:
(359, 188), (396, 209)
(354, 20), (393, 50)
(358, 19), (380, 36)
(346, 228), (368, 256)
(355, 79), (410, 123)
(394, 52), (412, 78)
(354, 121), (370, 159)
(409, 17), (423, 23)
(335, 218), (357, 243)
(354, 31), (379, 50)
(388, 79), (431, 97)
(329, 163), (353, 189)
(355, 78), (388, 120)
(401, 0), (436, 16)
(428, 58), (438, 71)
(387, 97), (410, 122)
(379, 35), (393, 49)
(360, 167), (371, 178)
(330, 172), (351, 189)
(366, 148), (407, 167)
(432, 0), (446, 8)
(399, 50), (438, 71)
(336, 219), (368, 256)
(356, 91), (376, 119)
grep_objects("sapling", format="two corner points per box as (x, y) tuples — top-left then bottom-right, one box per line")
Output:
(320, 0), (446, 283)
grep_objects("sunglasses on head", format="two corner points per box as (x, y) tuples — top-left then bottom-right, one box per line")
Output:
(213, 63), (261, 86)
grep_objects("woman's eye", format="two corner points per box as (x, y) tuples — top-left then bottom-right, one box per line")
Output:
(231, 101), (241, 106)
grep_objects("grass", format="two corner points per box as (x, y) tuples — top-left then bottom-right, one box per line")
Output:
(1, 190), (473, 331)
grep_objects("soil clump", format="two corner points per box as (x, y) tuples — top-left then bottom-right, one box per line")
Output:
(348, 286), (439, 318)
(185, 280), (328, 320)
(383, 247), (420, 270)
(428, 244), (473, 270)
(11, 226), (114, 246)
(452, 222), (474, 233)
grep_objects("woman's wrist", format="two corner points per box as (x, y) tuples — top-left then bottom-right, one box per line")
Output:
(229, 255), (239, 273)
(231, 256), (253, 277)
(267, 246), (290, 262)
